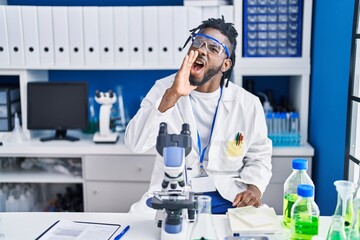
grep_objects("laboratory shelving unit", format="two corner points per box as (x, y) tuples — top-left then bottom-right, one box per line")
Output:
(0, 1), (314, 214)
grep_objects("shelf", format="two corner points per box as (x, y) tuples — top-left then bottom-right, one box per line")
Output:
(236, 58), (311, 76)
(0, 132), (157, 156)
(0, 66), (179, 70)
(272, 142), (314, 157)
(0, 168), (83, 183)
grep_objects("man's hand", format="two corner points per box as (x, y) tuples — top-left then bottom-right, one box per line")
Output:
(232, 184), (262, 208)
(158, 50), (199, 112)
(171, 50), (199, 96)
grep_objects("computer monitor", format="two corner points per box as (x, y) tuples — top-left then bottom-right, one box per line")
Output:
(27, 82), (88, 142)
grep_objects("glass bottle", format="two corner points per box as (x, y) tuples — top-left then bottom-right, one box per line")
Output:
(189, 195), (218, 240)
(283, 158), (314, 227)
(291, 184), (320, 240)
(333, 180), (355, 236)
(326, 215), (346, 240)
(347, 198), (360, 239)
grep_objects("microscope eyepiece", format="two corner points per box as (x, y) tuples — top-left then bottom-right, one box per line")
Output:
(159, 122), (168, 135)
(181, 123), (190, 135)
(109, 90), (114, 98)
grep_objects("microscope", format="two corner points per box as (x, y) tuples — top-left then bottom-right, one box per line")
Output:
(150, 122), (197, 240)
(93, 90), (119, 143)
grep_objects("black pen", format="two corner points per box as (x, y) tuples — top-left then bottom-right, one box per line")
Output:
(114, 225), (130, 240)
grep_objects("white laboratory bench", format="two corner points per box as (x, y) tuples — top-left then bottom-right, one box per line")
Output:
(0, 132), (314, 213)
(0, 212), (331, 240)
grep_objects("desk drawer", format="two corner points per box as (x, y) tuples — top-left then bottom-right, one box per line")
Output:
(84, 155), (156, 181)
(85, 181), (149, 212)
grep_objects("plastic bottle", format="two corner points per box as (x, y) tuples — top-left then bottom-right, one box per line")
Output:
(291, 184), (320, 240)
(283, 158), (314, 227)
(5, 195), (17, 212)
(11, 113), (24, 143)
(290, 112), (299, 134)
(326, 215), (347, 240)
(189, 195), (218, 240)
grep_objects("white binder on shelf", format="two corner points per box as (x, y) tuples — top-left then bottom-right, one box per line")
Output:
(21, 6), (40, 66)
(0, 6), (10, 66)
(219, 5), (233, 22)
(67, 7), (85, 66)
(128, 7), (144, 66)
(114, 7), (129, 67)
(37, 6), (54, 66)
(52, 6), (70, 66)
(187, 7), (203, 33)
(98, 7), (115, 66)
(5, 6), (25, 66)
(158, 6), (174, 67)
(202, 6), (219, 21)
(143, 6), (158, 66)
(172, 6), (188, 66)
(83, 6), (100, 66)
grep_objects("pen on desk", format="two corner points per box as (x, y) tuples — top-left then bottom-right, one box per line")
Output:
(114, 225), (130, 240)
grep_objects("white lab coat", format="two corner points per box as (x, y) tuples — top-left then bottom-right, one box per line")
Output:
(125, 74), (272, 214)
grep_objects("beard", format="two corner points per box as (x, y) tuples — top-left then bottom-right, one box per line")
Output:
(189, 64), (223, 86)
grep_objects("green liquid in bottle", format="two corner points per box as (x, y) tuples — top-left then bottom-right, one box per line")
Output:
(291, 215), (319, 240)
(283, 193), (298, 227)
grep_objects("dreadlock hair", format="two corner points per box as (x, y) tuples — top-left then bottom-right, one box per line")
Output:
(182, 16), (238, 87)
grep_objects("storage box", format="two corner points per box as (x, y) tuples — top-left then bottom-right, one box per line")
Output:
(243, 0), (303, 57)
(0, 100), (21, 118)
(0, 86), (21, 131)
(0, 114), (15, 131)
(0, 87), (20, 104)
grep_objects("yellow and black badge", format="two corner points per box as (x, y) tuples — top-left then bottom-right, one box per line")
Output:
(226, 132), (245, 157)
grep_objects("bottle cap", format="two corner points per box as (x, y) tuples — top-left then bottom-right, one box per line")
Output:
(292, 158), (308, 170)
(297, 184), (314, 197)
(290, 112), (299, 118)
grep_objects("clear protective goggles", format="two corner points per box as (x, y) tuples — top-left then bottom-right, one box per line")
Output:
(191, 33), (230, 58)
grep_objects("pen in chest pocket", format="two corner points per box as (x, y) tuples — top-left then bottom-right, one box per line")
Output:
(235, 132), (244, 146)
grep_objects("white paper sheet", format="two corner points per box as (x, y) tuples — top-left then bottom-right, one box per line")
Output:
(36, 219), (120, 240)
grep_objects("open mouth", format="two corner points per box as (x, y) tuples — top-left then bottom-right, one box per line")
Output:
(192, 59), (205, 72)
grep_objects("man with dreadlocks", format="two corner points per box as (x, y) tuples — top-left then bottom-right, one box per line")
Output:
(125, 17), (272, 214)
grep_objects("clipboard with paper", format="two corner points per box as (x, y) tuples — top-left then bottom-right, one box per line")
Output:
(36, 219), (120, 240)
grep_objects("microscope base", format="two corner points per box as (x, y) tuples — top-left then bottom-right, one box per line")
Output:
(93, 132), (119, 143)
(161, 220), (188, 240)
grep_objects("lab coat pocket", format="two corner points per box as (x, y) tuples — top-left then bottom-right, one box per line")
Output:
(226, 140), (245, 157)
(222, 132), (247, 169)
(221, 138), (247, 171)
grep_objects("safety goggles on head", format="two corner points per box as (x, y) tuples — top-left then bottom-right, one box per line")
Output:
(191, 33), (230, 58)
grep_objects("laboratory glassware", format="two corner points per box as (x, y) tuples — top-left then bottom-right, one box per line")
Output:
(326, 215), (346, 240)
(333, 180), (355, 235)
(347, 198), (360, 239)
(283, 158), (314, 227)
(291, 184), (320, 240)
(189, 195), (218, 240)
